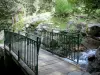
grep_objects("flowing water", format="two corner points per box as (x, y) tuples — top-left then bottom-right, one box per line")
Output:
(64, 49), (97, 69)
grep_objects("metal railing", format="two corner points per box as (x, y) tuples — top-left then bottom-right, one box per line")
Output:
(41, 31), (82, 64)
(4, 30), (41, 75)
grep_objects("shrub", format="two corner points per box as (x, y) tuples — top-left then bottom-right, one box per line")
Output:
(55, 0), (73, 17)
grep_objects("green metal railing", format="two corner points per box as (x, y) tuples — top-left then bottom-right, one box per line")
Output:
(4, 30), (41, 75)
(41, 31), (82, 64)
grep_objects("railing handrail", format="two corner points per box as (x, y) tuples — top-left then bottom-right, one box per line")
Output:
(4, 30), (41, 75)
(41, 30), (83, 64)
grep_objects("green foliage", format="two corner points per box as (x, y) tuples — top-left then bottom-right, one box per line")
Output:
(53, 0), (85, 30)
(77, 0), (100, 15)
(55, 0), (74, 17)
(27, 21), (44, 32)
(12, 19), (24, 32)
(90, 9), (100, 22)
(51, 17), (68, 30)
(0, 20), (11, 30)
(0, 0), (36, 31)
(68, 0), (78, 4)
(0, 0), (16, 20)
(0, 0), (17, 30)
(84, 0), (100, 9)
(96, 10), (100, 22)
(37, 0), (53, 13)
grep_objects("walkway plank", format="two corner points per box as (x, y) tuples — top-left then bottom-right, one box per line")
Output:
(39, 49), (81, 75)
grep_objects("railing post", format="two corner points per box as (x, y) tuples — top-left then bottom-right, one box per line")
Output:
(9, 43), (11, 52)
(37, 37), (39, 54)
(18, 31), (20, 61)
(4, 29), (5, 51)
(36, 37), (40, 75)
(4, 29), (6, 68)
(18, 50), (20, 61)
(9, 31), (12, 52)
(77, 33), (80, 64)
(51, 29), (53, 54)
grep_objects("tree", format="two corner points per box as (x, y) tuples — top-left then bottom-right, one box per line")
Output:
(0, 0), (36, 30)
(77, 0), (100, 14)
(0, 0), (17, 30)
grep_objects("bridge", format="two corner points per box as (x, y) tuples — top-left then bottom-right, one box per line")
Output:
(3, 30), (91, 75)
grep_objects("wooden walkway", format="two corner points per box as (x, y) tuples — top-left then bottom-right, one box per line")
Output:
(0, 43), (91, 75)
(38, 49), (82, 75)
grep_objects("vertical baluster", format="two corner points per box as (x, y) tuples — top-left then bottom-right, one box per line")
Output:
(73, 36), (75, 60)
(27, 38), (28, 65)
(32, 40), (34, 70)
(30, 39), (31, 68)
(77, 33), (80, 64)
(24, 37), (26, 63)
(70, 34), (72, 60)
(18, 31), (20, 61)
(66, 34), (68, 57)
(34, 41), (35, 71)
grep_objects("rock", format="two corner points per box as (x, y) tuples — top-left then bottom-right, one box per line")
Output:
(36, 22), (52, 31)
(91, 72), (100, 75)
(41, 35), (58, 49)
(24, 12), (52, 27)
(53, 29), (60, 33)
(76, 22), (87, 32)
(59, 30), (68, 34)
(88, 55), (95, 62)
(95, 47), (100, 60)
(87, 47), (100, 74)
(88, 24), (100, 37)
(82, 36), (100, 49)
(81, 32), (87, 37)
(41, 36), (50, 48)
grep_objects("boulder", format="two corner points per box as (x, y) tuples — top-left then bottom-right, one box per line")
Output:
(88, 24), (100, 37)
(41, 35), (58, 49)
(36, 22), (52, 31)
(87, 47), (100, 74)
(95, 47), (100, 60)
(59, 30), (68, 34)
(82, 36), (100, 49)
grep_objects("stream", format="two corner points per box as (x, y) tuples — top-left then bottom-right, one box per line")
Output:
(64, 49), (97, 69)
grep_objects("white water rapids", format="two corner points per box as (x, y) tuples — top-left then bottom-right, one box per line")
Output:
(63, 49), (97, 69)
